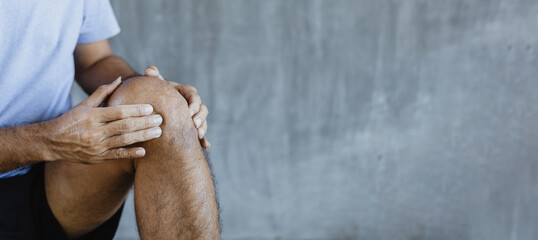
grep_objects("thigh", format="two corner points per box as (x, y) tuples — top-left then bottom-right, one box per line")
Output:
(44, 158), (134, 239)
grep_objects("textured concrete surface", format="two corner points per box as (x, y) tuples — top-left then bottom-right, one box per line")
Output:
(70, 0), (538, 239)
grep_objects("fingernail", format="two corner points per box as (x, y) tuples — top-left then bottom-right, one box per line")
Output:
(151, 128), (162, 137)
(136, 149), (146, 156)
(144, 105), (154, 114)
(114, 76), (122, 83)
(199, 128), (205, 138)
(195, 118), (202, 128)
(190, 109), (195, 117)
(153, 115), (163, 125)
(147, 69), (157, 75)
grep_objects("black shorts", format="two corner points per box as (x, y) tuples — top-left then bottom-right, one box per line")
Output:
(0, 163), (124, 240)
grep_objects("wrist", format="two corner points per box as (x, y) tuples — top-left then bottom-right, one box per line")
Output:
(33, 120), (60, 162)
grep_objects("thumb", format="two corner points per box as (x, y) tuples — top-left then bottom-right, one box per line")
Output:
(81, 77), (122, 107)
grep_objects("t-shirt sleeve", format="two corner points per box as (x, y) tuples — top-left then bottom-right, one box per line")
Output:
(77, 0), (121, 44)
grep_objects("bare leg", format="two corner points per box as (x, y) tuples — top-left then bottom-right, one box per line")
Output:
(45, 77), (219, 239)
(45, 157), (134, 238)
(108, 77), (220, 239)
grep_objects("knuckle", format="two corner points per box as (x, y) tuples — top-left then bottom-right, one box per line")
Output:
(88, 145), (103, 155)
(118, 123), (128, 132)
(145, 118), (154, 127)
(189, 85), (198, 93)
(184, 85), (197, 94)
(143, 129), (156, 140)
(88, 112), (100, 121)
(137, 106), (147, 116)
(142, 130), (150, 140)
(80, 132), (97, 145)
(91, 131), (101, 139)
(119, 135), (129, 144)
(80, 132), (91, 143)
(119, 108), (128, 118)
(113, 149), (125, 159)
(121, 135), (134, 145)
(122, 121), (134, 131)
(87, 108), (97, 115)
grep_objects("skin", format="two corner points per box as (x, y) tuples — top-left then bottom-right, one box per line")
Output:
(73, 41), (210, 149)
(0, 39), (219, 239)
(46, 77), (220, 239)
(113, 77), (219, 238)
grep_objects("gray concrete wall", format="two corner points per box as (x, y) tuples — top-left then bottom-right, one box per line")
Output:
(71, 0), (538, 239)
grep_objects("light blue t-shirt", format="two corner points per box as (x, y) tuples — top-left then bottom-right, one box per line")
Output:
(0, 0), (120, 178)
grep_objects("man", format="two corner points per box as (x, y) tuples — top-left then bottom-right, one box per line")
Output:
(0, 0), (220, 239)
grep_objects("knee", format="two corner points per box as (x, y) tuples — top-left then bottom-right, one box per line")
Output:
(107, 76), (199, 152)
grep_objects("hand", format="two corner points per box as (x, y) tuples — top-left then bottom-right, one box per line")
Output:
(144, 66), (210, 149)
(46, 77), (164, 164)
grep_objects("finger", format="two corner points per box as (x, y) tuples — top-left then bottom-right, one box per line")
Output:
(193, 104), (208, 128)
(198, 120), (207, 139)
(81, 77), (122, 107)
(104, 114), (163, 137)
(201, 138), (211, 149)
(97, 104), (154, 122)
(144, 66), (164, 80)
(103, 127), (162, 148)
(175, 84), (200, 116)
(100, 147), (147, 160)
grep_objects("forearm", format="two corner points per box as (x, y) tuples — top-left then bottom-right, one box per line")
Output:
(76, 55), (139, 95)
(0, 55), (137, 173)
(0, 122), (53, 172)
